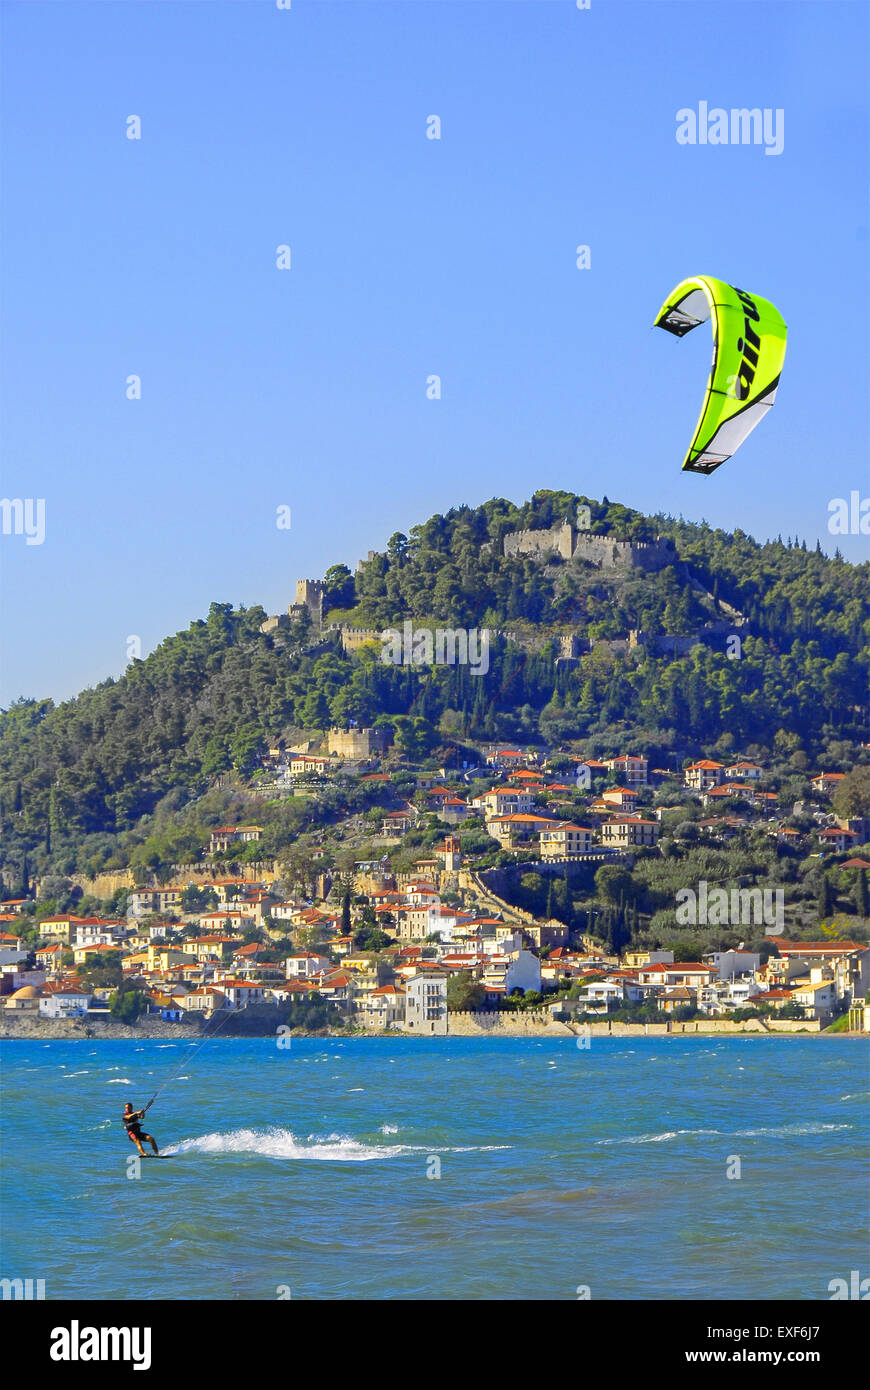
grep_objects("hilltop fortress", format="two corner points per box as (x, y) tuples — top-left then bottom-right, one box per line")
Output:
(503, 520), (677, 572)
(260, 527), (681, 641)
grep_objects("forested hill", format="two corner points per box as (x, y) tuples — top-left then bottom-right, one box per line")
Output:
(2, 490), (868, 886)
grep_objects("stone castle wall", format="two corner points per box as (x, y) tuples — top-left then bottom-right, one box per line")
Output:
(327, 727), (390, 759)
(448, 1010), (574, 1035)
(503, 523), (676, 573)
(331, 627), (382, 653)
(503, 521), (575, 561)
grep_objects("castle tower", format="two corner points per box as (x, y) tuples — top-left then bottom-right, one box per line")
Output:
(440, 836), (462, 871)
(289, 579), (324, 626)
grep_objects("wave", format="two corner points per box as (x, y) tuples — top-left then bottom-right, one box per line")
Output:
(598, 1128), (721, 1145)
(162, 1127), (512, 1163)
(599, 1121), (852, 1146)
(733, 1123), (852, 1137)
(105, 1078), (132, 1084)
(164, 1128), (418, 1162)
(379, 1124), (399, 1134)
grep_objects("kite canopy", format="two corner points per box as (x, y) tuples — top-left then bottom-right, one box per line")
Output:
(654, 275), (787, 475)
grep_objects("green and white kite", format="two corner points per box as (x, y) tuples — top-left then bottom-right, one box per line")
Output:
(654, 275), (787, 475)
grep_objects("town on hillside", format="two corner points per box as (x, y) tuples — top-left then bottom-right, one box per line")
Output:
(3, 736), (869, 1035)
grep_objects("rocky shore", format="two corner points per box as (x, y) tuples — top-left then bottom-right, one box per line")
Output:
(0, 1013), (855, 1041)
(0, 1015), (204, 1041)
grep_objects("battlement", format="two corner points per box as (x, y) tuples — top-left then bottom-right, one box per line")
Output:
(289, 579), (325, 624)
(503, 523), (676, 572)
(503, 520), (575, 561)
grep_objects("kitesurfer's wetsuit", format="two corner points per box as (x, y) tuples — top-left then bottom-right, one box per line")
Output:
(123, 1108), (158, 1153)
(124, 1109), (145, 1140)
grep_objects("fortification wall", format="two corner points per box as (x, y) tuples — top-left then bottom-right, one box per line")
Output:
(464, 869), (537, 923)
(63, 862), (280, 900)
(333, 627), (383, 653)
(573, 1018), (821, 1035)
(572, 533), (677, 571)
(327, 727), (390, 758)
(503, 521), (574, 561)
(503, 524), (677, 573)
(65, 870), (135, 898)
(446, 1015), (821, 1037)
(448, 1010), (574, 1035)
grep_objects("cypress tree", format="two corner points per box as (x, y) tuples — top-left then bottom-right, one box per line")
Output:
(855, 869), (868, 919)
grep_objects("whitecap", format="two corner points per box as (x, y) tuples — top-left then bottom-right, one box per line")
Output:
(161, 1127), (512, 1163)
(598, 1128), (721, 1145)
(164, 1127), (411, 1163)
(734, 1123), (851, 1138)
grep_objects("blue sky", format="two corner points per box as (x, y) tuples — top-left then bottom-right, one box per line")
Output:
(1, 0), (867, 705)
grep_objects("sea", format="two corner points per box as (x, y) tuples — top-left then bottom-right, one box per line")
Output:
(1, 1035), (868, 1301)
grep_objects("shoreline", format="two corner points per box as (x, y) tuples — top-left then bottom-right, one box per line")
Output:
(0, 1017), (863, 1041)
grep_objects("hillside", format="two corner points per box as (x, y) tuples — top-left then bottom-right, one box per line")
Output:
(1, 489), (868, 898)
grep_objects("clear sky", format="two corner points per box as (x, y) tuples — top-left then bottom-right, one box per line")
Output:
(1, 0), (867, 706)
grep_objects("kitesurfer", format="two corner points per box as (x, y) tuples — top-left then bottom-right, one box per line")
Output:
(123, 1102), (159, 1156)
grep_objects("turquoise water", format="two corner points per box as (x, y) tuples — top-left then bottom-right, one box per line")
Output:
(1, 1036), (867, 1300)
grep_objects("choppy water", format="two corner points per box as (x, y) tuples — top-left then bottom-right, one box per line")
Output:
(1, 1036), (867, 1300)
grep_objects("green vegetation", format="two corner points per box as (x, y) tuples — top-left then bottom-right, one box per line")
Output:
(1, 492), (868, 951)
(109, 985), (146, 1022)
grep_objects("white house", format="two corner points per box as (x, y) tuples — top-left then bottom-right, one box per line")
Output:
(704, 950), (762, 980)
(39, 989), (90, 1019)
(404, 972), (448, 1035)
(483, 949), (542, 996)
(285, 952), (331, 980)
